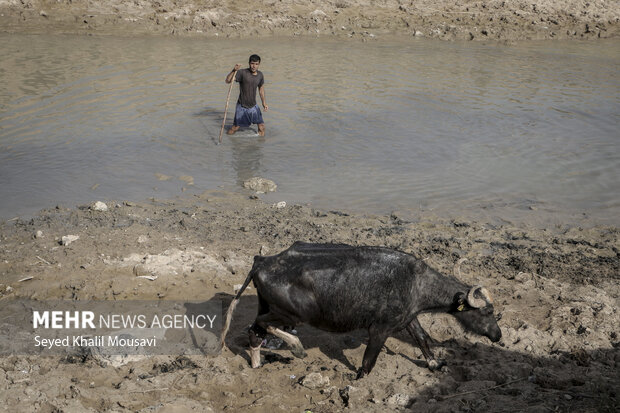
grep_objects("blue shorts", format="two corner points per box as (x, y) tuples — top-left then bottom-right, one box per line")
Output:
(233, 103), (264, 127)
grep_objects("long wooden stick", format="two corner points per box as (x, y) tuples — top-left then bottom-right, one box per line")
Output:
(219, 70), (237, 144)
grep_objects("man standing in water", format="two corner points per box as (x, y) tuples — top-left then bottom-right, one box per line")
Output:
(225, 54), (268, 136)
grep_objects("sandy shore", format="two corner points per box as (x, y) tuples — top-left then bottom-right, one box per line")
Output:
(1, 0), (618, 41)
(0, 190), (618, 411)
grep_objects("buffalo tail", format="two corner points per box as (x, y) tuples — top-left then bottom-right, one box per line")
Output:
(220, 263), (257, 350)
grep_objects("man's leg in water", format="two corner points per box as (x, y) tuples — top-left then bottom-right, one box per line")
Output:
(258, 123), (265, 136)
(228, 104), (242, 135)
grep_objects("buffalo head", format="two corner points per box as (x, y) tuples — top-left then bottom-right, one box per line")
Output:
(451, 285), (502, 342)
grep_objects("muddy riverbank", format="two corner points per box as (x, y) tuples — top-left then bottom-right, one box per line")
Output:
(0, 190), (618, 411)
(1, 0), (618, 41)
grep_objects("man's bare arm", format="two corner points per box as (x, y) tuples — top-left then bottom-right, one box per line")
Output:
(226, 64), (241, 83)
(259, 85), (268, 111)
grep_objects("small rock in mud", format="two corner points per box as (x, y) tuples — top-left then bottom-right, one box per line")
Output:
(91, 201), (108, 212)
(61, 235), (79, 246)
(340, 385), (370, 406)
(300, 372), (330, 389)
(386, 393), (412, 407)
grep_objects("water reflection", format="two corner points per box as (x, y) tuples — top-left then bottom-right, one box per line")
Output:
(193, 106), (265, 186)
(230, 133), (265, 187)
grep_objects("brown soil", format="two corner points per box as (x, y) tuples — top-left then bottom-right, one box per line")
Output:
(0, 190), (618, 412)
(0, 0), (618, 41)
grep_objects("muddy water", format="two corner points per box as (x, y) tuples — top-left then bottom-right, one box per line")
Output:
(0, 34), (618, 224)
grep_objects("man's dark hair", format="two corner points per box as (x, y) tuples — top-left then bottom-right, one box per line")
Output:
(249, 54), (261, 63)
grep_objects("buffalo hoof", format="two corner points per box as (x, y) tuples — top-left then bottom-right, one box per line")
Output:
(250, 345), (262, 368)
(355, 368), (368, 380)
(427, 358), (446, 371)
(291, 346), (307, 359)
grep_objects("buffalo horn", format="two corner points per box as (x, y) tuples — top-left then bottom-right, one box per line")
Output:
(467, 286), (492, 308)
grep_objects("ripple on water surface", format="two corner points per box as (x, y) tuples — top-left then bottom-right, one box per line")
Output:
(0, 35), (618, 225)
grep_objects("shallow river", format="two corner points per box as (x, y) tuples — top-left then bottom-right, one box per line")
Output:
(1, 34), (618, 225)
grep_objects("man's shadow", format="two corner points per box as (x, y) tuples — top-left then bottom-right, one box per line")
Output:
(193, 106), (231, 145)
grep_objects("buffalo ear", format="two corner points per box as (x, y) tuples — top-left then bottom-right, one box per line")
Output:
(452, 292), (466, 312)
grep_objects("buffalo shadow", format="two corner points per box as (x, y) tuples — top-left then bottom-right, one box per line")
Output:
(217, 292), (618, 412)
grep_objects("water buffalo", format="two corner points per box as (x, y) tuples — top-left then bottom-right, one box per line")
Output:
(221, 241), (501, 378)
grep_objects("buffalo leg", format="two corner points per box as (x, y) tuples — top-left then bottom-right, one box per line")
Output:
(406, 318), (445, 371)
(253, 310), (307, 359)
(247, 295), (272, 368)
(266, 326), (307, 358)
(248, 323), (266, 368)
(357, 327), (389, 379)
